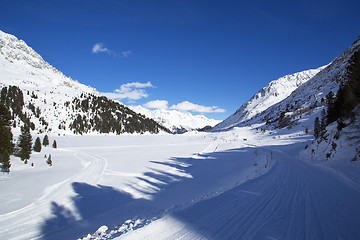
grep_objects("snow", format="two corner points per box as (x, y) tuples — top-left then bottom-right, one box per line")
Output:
(0, 128), (270, 239)
(1, 126), (360, 240)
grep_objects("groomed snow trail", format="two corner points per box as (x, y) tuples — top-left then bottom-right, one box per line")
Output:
(0, 148), (107, 240)
(120, 146), (360, 240)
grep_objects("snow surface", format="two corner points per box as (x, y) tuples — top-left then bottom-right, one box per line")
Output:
(1, 126), (360, 240)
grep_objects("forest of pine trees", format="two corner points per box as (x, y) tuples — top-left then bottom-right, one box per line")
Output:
(69, 94), (169, 135)
(0, 86), (35, 130)
(1, 85), (169, 135)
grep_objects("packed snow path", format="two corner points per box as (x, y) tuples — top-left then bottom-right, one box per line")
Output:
(120, 145), (360, 240)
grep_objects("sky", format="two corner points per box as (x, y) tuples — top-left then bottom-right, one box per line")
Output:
(1, 0), (360, 120)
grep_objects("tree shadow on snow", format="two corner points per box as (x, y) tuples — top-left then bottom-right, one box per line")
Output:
(39, 160), (197, 239)
(39, 145), (298, 239)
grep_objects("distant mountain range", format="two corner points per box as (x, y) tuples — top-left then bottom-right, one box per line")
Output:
(130, 105), (220, 133)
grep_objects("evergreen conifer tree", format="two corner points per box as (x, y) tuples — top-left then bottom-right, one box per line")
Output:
(47, 154), (52, 166)
(18, 125), (32, 163)
(320, 109), (327, 138)
(52, 140), (57, 148)
(0, 103), (13, 172)
(42, 135), (49, 146)
(314, 117), (320, 139)
(33, 137), (42, 152)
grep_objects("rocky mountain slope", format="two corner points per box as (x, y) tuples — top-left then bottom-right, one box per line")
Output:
(212, 66), (325, 131)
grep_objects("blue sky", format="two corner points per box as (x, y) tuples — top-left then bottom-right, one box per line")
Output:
(1, 0), (360, 120)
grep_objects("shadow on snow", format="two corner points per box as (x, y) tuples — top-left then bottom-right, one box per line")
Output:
(40, 145), (265, 239)
(40, 141), (360, 240)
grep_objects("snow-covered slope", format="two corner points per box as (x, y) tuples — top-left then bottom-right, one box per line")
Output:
(0, 30), (168, 135)
(213, 66), (325, 131)
(214, 36), (360, 132)
(130, 105), (220, 133)
(246, 36), (360, 129)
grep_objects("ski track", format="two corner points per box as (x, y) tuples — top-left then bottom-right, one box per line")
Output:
(121, 148), (360, 240)
(0, 148), (107, 240)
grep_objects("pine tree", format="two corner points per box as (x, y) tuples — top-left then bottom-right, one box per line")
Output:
(33, 137), (42, 152)
(314, 117), (320, 139)
(0, 103), (13, 172)
(52, 140), (57, 149)
(18, 125), (32, 163)
(42, 135), (49, 147)
(47, 154), (52, 166)
(320, 109), (327, 138)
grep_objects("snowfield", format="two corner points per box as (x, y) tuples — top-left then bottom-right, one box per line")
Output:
(1, 127), (360, 240)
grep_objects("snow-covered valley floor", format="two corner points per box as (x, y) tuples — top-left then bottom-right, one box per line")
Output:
(1, 127), (360, 240)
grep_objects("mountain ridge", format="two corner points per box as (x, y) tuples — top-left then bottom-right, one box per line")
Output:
(212, 66), (325, 131)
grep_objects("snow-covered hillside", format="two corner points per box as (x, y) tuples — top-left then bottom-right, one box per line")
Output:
(213, 66), (325, 131)
(244, 36), (360, 129)
(130, 105), (220, 133)
(0, 30), (168, 135)
(214, 36), (360, 132)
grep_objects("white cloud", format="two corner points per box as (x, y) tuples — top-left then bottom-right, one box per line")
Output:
(122, 50), (132, 58)
(170, 101), (226, 113)
(102, 81), (154, 101)
(92, 43), (111, 54)
(142, 99), (225, 114)
(143, 100), (169, 109)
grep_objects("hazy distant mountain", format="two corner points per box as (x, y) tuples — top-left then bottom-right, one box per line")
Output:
(130, 105), (220, 133)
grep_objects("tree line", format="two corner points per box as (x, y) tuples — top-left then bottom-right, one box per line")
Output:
(314, 50), (360, 139)
(0, 103), (57, 172)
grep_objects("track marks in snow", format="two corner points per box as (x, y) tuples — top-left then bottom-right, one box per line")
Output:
(0, 148), (108, 240)
(121, 146), (360, 240)
(170, 150), (360, 240)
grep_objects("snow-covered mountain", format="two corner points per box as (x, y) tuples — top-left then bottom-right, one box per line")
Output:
(0, 30), (168, 135)
(247, 36), (360, 128)
(212, 66), (325, 131)
(214, 36), (360, 131)
(130, 105), (220, 133)
(213, 35), (360, 163)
